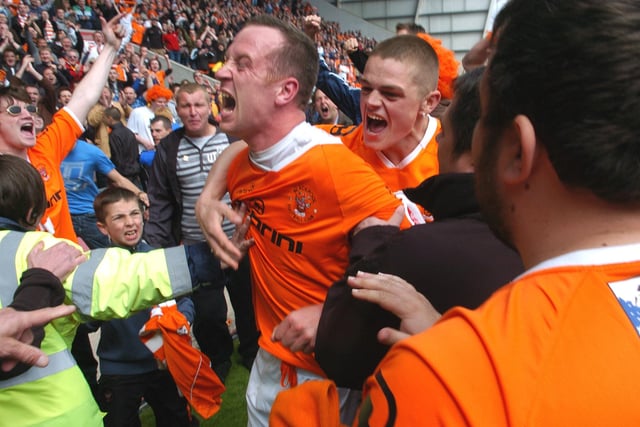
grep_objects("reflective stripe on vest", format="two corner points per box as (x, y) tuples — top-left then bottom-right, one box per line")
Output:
(70, 248), (108, 315)
(0, 348), (76, 389)
(0, 231), (24, 307)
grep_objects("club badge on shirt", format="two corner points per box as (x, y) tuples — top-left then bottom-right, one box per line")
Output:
(288, 185), (316, 223)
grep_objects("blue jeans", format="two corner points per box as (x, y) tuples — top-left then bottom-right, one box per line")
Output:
(71, 213), (109, 249)
(168, 50), (182, 63)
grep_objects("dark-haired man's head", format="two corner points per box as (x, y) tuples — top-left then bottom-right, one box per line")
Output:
(472, 0), (640, 251)
(150, 115), (172, 144)
(0, 155), (46, 228)
(436, 66), (484, 174)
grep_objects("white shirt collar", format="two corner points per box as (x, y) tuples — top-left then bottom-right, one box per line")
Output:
(249, 121), (341, 172)
(519, 242), (640, 280)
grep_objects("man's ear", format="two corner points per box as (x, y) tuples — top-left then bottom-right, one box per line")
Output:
(96, 221), (109, 237)
(25, 208), (42, 230)
(420, 89), (441, 116)
(274, 77), (299, 107)
(499, 114), (537, 185)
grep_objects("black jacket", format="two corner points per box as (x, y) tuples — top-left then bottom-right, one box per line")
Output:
(144, 127), (236, 247)
(315, 173), (525, 389)
(145, 127), (188, 247)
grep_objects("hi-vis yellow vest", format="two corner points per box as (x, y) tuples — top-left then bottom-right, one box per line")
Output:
(0, 230), (192, 427)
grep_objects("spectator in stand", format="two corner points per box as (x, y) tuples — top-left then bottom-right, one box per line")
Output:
(85, 30), (106, 62)
(56, 86), (72, 109)
(33, 46), (59, 75)
(121, 84), (145, 109)
(310, 88), (352, 126)
(11, 3), (30, 43)
(15, 56), (57, 126)
(103, 106), (143, 189)
(73, 0), (98, 30)
(52, 8), (69, 34)
(146, 54), (172, 88)
(142, 16), (165, 55)
(163, 21), (182, 63)
(105, 66), (123, 102)
(51, 27), (85, 63)
(127, 84), (173, 152)
(59, 49), (87, 88)
(60, 0), (75, 19)
(190, 39), (215, 73)
(42, 65), (71, 92)
(1, 48), (20, 83)
(86, 86), (129, 157)
(130, 14), (146, 46)
(96, 0), (119, 22)
(35, 10), (58, 46)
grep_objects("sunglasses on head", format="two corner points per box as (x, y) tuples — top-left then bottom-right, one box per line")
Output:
(3, 104), (38, 115)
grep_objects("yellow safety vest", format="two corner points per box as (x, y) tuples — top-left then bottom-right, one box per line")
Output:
(0, 230), (192, 426)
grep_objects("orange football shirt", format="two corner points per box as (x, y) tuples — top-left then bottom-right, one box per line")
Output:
(362, 248), (640, 426)
(228, 141), (403, 375)
(28, 108), (83, 242)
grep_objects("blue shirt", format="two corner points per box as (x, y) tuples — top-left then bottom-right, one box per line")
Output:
(61, 140), (115, 214)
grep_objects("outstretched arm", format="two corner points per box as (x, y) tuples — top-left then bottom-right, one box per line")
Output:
(66, 13), (126, 122)
(106, 169), (149, 207)
(195, 140), (248, 269)
(303, 14), (362, 125)
(0, 305), (76, 372)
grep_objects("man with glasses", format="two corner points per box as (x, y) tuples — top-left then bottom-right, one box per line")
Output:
(0, 13), (127, 243)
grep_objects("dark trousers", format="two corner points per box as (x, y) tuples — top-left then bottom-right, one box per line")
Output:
(99, 370), (193, 427)
(71, 324), (100, 401)
(192, 283), (233, 380)
(227, 257), (259, 366)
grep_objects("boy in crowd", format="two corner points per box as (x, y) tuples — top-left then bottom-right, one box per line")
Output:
(92, 187), (195, 427)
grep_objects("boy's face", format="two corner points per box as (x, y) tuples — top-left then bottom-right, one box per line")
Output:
(97, 199), (143, 248)
(359, 55), (430, 152)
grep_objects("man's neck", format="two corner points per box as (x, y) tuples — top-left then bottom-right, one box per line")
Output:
(380, 115), (432, 166)
(246, 111), (305, 153)
(185, 124), (217, 139)
(514, 191), (640, 269)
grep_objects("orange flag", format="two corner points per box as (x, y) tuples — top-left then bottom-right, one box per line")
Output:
(140, 302), (225, 419)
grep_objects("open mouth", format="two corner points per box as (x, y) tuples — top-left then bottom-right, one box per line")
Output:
(366, 113), (387, 133)
(219, 92), (236, 112)
(20, 122), (35, 136)
(321, 106), (329, 114)
(124, 229), (138, 239)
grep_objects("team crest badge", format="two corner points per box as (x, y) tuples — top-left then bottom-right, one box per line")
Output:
(288, 185), (317, 223)
(37, 164), (50, 181)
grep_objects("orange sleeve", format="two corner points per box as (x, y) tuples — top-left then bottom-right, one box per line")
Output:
(271, 380), (344, 427)
(323, 144), (405, 233)
(34, 108), (83, 165)
(360, 341), (469, 426)
(29, 109), (82, 242)
(316, 123), (362, 152)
